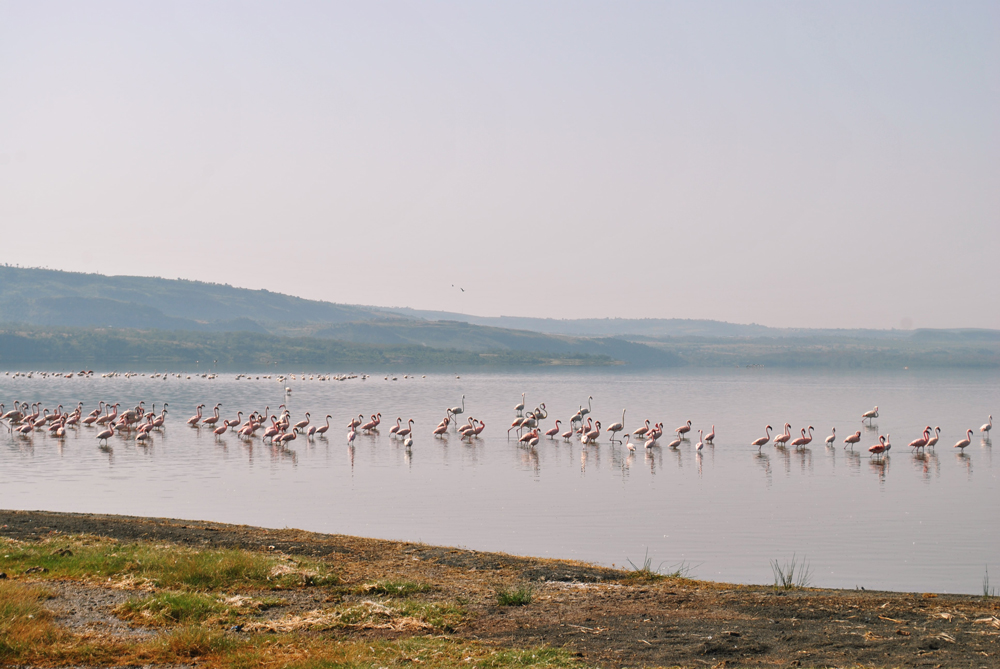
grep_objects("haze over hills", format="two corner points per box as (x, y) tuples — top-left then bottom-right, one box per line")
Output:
(0, 266), (997, 368)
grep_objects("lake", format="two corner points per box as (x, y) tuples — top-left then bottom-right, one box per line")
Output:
(1, 367), (997, 595)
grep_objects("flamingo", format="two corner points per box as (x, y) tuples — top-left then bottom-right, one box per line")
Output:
(508, 417), (524, 437)
(202, 404), (222, 427)
(348, 428), (357, 446)
(389, 417), (402, 437)
(580, 396), (593, 417)
(545, 420), (562, 439)
(800, 425), (814, 447)
(954, 429), (973, 451)
(926, 426), (941, 448)
(360, 413), (381, 432)
(348, 414), (364, 430)
(909, 427), (931, 451)
(844, 430), (861, 449)
(774, 423), (792, 448)
(695, 430), (704, 451)
(135, 430), (150, 445)
(752, 425), (773, 451)
(862, 406), (879, 424)
(397, 419), (415, 439)
(472, 421), (486, 437)
(96, 424), (114, 445)
(294, 412), (311, 433)
(704, 425), (715, 445)
(825, 428), (836, 447)
(981, 415), (993, 440)
(315, 415), (332, 437)
(606, 409), (626, 444)
(403, 434), (413, 450)
(667, 437), (681, 449)
(868, 435), (888, 459)
(789, 428), (808, 450)
(632, 420), (651, 438)
(447, 395), (465, 422)
(586, 420), (601, 443)
(625, 434), (635, 452)
(675, 420), (692, 438)
(187, 404), (204, 426)
(433, 422), (449, 437)
(214, 423), (228, 440)
(514, 393), (525, 417)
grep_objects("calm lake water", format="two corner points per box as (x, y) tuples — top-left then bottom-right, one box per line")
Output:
(1, 367), (997, 595)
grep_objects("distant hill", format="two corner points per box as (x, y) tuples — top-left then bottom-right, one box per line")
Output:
(0, 266), (388, 331)
(379, 308), (911, 340)
(1, 266), (998, 369)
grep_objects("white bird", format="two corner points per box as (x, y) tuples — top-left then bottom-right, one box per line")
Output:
(695, 430), (704, 451)
(347, 428), (357, 446)
(624, 434), (635, 452)
(981, 415), (992, 439)
(447, 395), (465, 422)
(514, 393), (525, 417)
(825, 427), (836, 446)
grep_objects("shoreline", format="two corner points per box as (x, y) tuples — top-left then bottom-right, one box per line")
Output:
(2, 509), (998, 668)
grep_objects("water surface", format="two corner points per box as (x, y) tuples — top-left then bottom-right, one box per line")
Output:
(1, 367), (996, 594)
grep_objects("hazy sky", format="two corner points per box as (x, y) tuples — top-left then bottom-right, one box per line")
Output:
(1, 1), (997, 329)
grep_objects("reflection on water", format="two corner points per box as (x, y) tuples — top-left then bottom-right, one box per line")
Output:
(0, 367), (997, 595)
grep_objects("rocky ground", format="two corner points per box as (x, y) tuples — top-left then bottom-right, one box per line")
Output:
(1, 509), (998, 668)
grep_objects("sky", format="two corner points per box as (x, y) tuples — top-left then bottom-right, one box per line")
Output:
(0, 1), (997, 330)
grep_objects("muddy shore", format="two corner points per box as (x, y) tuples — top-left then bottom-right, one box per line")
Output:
(1, 509), (997, 668)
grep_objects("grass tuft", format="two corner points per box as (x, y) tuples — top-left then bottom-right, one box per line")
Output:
(984, 566), (998, 599)
(496, 584), (534, 607)
(360, 580), (432, 597)
(771, 554), (812, 589)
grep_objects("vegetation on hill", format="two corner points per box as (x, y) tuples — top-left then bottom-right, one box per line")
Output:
(0, 325), (620, 369)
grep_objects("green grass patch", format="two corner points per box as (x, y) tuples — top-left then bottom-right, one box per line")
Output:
(116, 591), (229, 626)
(0, 536), (338, 591)
(495, 584), (534, 607)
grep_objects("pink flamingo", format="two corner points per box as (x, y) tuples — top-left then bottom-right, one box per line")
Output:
(545, 420), (562, 439)
(954, 429), (973, 451)
(909, 427), (931, 451)
(314, 415), (332, 437)
(926, 427), (941, 448)
(397, 419), (414, 439)
(187, 404), (204, 426)
(389, 417), (402, 437)
(868, 435), (888, 459)
(843, 430), (861, 449)
(704, 425), (715, 444)
(752, 425), (773, 451)
(348, 414), (364, 430)
(202, 404), (222, 427)
(675, 420), (692, 438)
(773, 423), (792, 447)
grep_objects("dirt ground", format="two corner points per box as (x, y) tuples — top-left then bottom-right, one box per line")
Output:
(2, 509), (998, 668)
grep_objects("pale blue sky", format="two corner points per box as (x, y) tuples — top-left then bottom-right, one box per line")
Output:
(1, 1), (997, 329)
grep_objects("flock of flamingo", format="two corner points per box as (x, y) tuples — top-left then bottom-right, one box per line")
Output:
(1, 391), (993, 463)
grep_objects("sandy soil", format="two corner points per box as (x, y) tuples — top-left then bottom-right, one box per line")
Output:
(2, 509), (998, 668)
